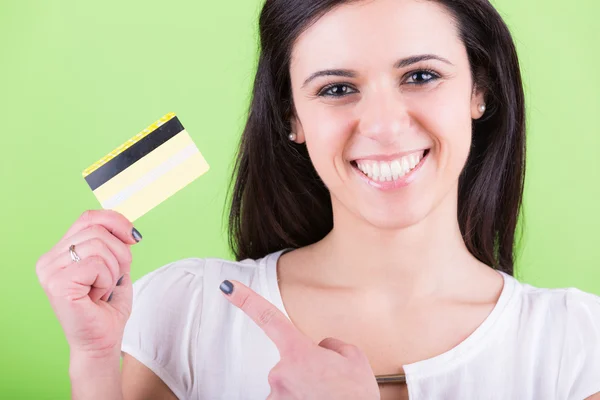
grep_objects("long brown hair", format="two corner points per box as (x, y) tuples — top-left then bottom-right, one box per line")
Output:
(228, 0), (526, 275)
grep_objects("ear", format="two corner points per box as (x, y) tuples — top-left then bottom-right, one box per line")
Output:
(471, 84), (487, 120)
(289, 115), (306, 144)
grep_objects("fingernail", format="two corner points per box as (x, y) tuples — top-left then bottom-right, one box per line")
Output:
(116, 276), (124, 286)
(107, 292), (114, 302)
(132, 227), (143, 242)
(219, 280), (234, 295)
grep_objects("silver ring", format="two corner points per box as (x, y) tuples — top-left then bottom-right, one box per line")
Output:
(69, 244), (81, 263)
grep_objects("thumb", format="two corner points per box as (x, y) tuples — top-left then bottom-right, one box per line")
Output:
(107, 273), (134, 318)
(319, 337), (364, 359)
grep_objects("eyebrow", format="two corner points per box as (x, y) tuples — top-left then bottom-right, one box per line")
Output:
(301, 54), (454, 88)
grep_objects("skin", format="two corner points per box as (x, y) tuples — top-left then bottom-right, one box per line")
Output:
(36, 0), (600, 399)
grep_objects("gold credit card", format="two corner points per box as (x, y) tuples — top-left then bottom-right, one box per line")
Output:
(82, 113), (209, 222)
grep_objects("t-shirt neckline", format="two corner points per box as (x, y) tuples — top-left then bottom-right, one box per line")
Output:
(264, 248), (518, 379)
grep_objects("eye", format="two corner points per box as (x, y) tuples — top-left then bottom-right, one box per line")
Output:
(405, 70), (440, 85)
(318, 84), (357, 98)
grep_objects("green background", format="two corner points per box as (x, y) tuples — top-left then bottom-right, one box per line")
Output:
(0, 0), (598, 397)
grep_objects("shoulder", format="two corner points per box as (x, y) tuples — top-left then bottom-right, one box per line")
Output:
(122, 250), (285, 397)
(516, 279), (600, 330)
(512, 278), (600, 340)
(562, 287), (600, 331)
(125, 255), (265, 325)
(511, 278), (600, 398)
(130, 251), (283, 307)
(559, 288), (600, 398)
(557, 287), (600, 360)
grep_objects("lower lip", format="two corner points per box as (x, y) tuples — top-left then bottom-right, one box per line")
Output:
(352, 152), (429, 191)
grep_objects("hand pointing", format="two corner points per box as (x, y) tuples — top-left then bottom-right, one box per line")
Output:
(220, 280), (381, 400)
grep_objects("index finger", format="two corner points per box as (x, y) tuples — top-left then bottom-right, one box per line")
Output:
(220, 280), (308, 354)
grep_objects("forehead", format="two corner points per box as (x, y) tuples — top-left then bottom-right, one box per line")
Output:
(290, 0), (464, 73)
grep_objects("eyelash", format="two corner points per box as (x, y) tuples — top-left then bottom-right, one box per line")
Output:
(316, 69), (441, 98)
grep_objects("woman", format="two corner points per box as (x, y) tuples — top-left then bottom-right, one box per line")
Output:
(36, 0), (600, 399)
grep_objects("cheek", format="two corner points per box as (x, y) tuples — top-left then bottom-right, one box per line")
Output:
(303, 108), (354, 181)
(414, 86), (473, 171)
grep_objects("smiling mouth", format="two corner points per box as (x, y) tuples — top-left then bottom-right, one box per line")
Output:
(351, 149), (430, 183)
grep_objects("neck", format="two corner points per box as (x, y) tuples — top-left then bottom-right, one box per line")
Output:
(310, 187), (480, 299)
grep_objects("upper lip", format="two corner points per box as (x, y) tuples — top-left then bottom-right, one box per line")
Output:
(351, 148), (430, 162)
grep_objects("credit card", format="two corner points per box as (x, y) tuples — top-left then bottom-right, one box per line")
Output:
(82, 112), (209, 222)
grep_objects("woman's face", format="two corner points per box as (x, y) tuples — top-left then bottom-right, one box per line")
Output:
(289, 0), (486, 229)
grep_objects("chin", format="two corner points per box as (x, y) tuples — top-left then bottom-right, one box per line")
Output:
(357, 203), (432, 231)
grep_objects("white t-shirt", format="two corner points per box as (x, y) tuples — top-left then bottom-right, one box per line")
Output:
(121, 250), (600, 399)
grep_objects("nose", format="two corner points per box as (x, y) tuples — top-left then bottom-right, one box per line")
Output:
(356, 88), (411, 146)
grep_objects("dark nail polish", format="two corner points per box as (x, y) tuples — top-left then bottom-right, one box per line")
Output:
(132, 227), (143, 242)
(219, 280), (234, 295)
(107, 292), (114, 302)
(116, 276), (124, 286)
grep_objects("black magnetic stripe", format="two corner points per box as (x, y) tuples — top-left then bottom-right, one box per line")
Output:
(85, 116), (184, 191)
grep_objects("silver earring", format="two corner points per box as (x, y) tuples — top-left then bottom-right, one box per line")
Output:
(288, 132), (297, 142)
(478, 104), (486, 113)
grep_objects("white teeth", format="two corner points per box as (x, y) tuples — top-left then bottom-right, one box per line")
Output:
(372, 162), (380, 179)
(354, 151), (425, 182)
(391, 160), (402, 180)
(380, 162), (392, 181)
(409, 154), (418, 169)
(401, 157), (410, 176)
